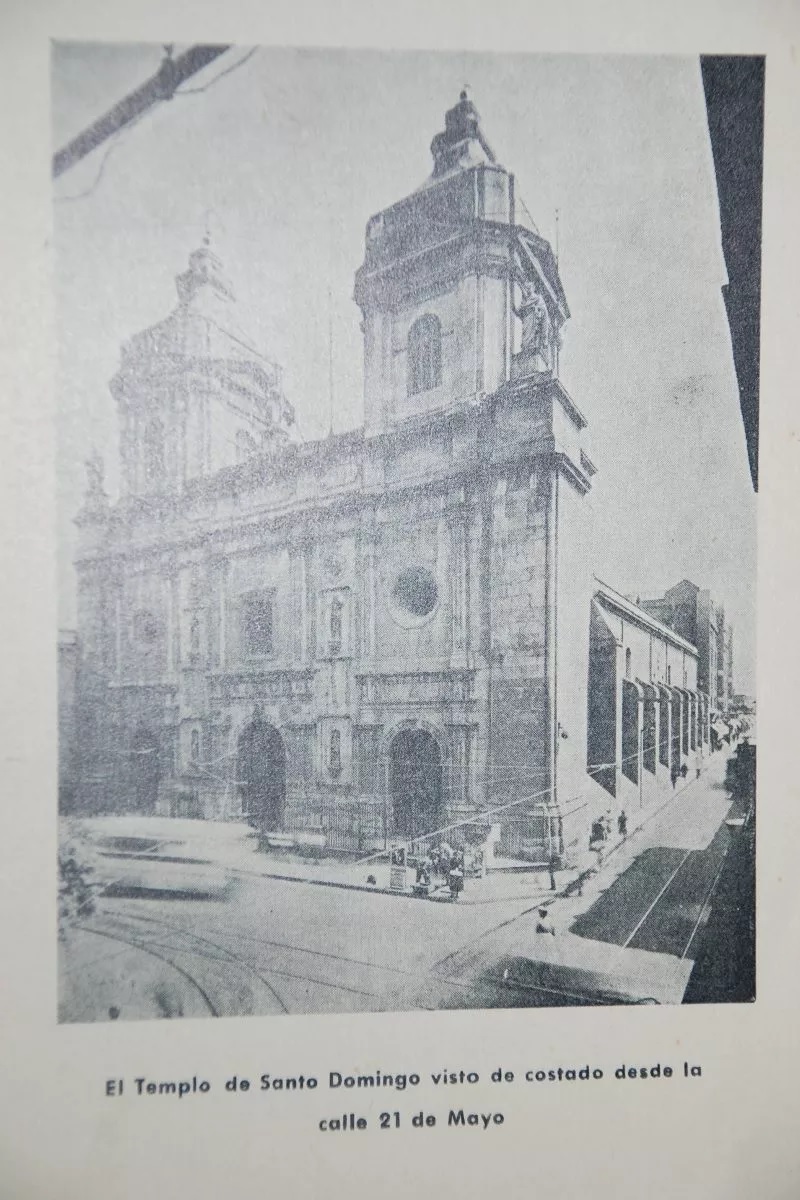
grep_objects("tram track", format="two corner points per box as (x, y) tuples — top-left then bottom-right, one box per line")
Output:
(92, 906), (626, 1012)
(75, 921), (221, 1017)
(71, 761), (738, 1017)
(618, 831), (731, 960)
(80, 910), (292, 1015)
(95, 907), (394, 1007)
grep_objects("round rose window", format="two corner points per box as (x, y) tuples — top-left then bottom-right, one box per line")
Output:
(391, 566), (438, 621)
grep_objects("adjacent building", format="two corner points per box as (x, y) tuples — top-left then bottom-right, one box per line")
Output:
(588, 582), (704, 810)
(640, 579), (734, 713)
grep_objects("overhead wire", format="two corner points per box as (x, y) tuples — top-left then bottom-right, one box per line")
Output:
(54, 46), (259, 204)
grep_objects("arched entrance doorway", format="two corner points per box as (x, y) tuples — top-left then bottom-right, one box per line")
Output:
(388, 728), (443, 841)
(237, 716), (286, 831)
(130, 726), (160, 813)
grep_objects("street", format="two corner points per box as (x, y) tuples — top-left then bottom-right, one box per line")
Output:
(60, 751), (742, 1021)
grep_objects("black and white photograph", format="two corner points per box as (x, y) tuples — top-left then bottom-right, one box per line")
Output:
(54, 44), (760, 1022)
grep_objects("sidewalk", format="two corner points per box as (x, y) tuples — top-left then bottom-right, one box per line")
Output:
(76, 748), (734, 913)
(433, 750), (738, 1005)
(227, 749), (734, 909)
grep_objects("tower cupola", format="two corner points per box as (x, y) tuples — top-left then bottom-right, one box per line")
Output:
(354, 93), (570, 436)
(429, 88), (497, 178)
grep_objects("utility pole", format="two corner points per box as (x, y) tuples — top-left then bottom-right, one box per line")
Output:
(52, 44), (231, 178)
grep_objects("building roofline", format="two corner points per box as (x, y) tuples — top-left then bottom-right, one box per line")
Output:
(594, 578), (698, 655)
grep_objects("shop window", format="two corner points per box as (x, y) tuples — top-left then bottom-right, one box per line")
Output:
(241, 590), (274, 657)
(408, 314), (442, 395)
(625, 648), (632, 679)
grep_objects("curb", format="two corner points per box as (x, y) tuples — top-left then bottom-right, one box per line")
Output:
(229, 865), (552, 907)
(225, 761), (732, 909)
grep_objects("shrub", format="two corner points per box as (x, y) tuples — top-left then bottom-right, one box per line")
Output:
(58, 823), (101, 939)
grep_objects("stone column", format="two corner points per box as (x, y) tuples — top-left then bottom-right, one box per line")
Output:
(449, 504), (469, 663)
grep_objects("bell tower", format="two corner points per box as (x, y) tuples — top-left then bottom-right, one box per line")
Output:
(354, 90), (570, 436)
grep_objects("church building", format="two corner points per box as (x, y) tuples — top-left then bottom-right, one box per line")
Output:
(72, 91), (692, 867)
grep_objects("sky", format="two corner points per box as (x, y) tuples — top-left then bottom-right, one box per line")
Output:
(52, 45), (757, 690)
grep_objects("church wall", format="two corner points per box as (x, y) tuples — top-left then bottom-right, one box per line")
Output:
(119, 569), (171, 684)
(206, 393), (267, 476)
(385, 426), (451, 486)
(371, 507), (451, 668)
(486, 468), (550, 815)
(481, 275), (509, 396)
(553, 470), (594, 856)
(208, 393), (241, 475)
(552, 395), (583, 463)
(362, 311), (390, 438)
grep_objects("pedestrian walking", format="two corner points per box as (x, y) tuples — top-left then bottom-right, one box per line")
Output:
(535, 907), (555, 936)
(447, 864), (464, 901)
(548, 852), (558, 891)
(413, 860), (432, 897)
(617, 809), (627, 838)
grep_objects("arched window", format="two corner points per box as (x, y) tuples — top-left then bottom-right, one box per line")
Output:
(329, 597), (344, 656)
(236, 429), (258, 462)
(625, 648), (632, 679)
(407, 314), (442, 396)
(143, 419), (165, 487)
(329, 729), (342, 777)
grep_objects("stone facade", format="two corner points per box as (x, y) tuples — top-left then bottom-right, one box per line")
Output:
(70, 93), (599, 865)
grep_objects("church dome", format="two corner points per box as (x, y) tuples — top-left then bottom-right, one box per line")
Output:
(112, 238), (294, 426)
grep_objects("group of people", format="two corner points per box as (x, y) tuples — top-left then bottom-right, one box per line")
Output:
(587, 808), (629, 869)
(413, 842), (468, 900)
(589, 809), (627, 848)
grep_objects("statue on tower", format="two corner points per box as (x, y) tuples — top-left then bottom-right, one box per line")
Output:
(517, 281), (552, 360)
